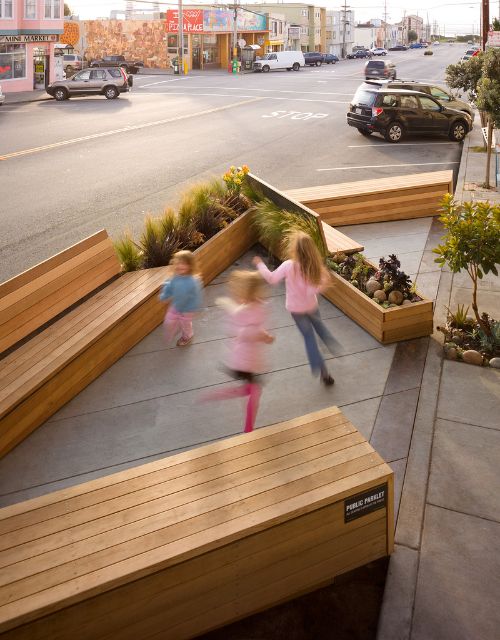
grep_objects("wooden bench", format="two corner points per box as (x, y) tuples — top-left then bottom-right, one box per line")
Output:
(247, 173), (364, 255)
(284, 170), (454, 226)
(0, 406), (394, 640)
(0, 231), (169, 458)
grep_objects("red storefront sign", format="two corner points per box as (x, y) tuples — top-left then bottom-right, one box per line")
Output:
(166, 9), (203, 33)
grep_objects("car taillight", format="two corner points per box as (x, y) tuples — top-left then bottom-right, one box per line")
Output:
(372, 107), (384, 117)
(120, 68), (127, 82)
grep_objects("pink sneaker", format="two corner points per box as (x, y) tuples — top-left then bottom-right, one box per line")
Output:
(177, 336), (193, 347)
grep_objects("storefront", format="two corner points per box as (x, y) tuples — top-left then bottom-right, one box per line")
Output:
(0, 34), (63, 92)
(165, 7), (268, 71)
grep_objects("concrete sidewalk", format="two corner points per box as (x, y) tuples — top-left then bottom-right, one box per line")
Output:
(376, 122), (500, 640)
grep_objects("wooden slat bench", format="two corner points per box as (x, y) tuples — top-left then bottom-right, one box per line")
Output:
(247, 173), (364, 255)
(0, 406), (394, 640)
(284, 170), (454, 226)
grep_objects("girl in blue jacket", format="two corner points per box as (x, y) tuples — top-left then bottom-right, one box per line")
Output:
(159, 250), (202, 346)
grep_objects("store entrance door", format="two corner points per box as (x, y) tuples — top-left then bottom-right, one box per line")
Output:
(192, 35), (201, 69)
(33, 49), (49, 89)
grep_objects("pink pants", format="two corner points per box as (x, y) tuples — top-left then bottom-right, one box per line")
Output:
(202, 382), (261, 433)
(163, 308), (194, 343)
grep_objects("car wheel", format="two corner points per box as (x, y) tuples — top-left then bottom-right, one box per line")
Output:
(292, 62), (300, 71)
(54, 88), (68, 101)
(261, 65), (270, 73)
(104, 86), (119, 99)
(385, 122), (404, 142)
(315, 60), (322, 66)
(449, 120), (467, 142)
(358, 129), (373, 136)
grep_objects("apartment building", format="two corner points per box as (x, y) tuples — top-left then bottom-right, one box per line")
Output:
(400, 14), (424, 42)
(242, 3), (326, 52)
(325, 9), (354, 57)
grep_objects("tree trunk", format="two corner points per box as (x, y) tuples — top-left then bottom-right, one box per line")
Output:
(485, 118), (492, 188)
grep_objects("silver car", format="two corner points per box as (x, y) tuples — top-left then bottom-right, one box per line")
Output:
(62, 54), (83, 75)
(46, 67), (131, 101)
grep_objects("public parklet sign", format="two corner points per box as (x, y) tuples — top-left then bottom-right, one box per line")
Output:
(166, 10), (203, 33)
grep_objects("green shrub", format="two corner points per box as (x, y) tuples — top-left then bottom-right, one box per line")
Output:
(114, 232), (142, 272)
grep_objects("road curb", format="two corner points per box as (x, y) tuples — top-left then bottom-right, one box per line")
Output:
(454, 124), (472, 202)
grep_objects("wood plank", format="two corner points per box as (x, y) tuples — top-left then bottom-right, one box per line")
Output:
(322, 222), (364, 254)
(0, 407), (343, 529)
(0, 231), (109, 298)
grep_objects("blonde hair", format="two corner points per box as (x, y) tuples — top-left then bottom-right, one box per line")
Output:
(172, 250), (198, 275)
(229, 270), (266, 303)
(288, 231), (324, 286)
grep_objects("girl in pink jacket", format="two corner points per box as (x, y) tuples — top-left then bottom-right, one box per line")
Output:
(203, 270), (274, 433)
(254, 231), (335, 386)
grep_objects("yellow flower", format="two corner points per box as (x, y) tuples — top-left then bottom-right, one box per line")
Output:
(241, 165), (250, 174)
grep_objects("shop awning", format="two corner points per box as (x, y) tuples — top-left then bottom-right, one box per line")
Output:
(265, 40), (284, 46)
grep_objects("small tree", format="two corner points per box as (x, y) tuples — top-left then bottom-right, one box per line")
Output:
(408, 30), (418, 43)
(476, 48), (500, 188)
(434, 195), (500, 334)
(64, 3), (71, 16)
(492, 17), (500, 31)
(445, 54), (483, 102)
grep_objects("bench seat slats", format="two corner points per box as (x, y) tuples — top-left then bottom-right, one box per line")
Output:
(321, 221), (364, 254)
(0, 407), (393, 634)
(0, 231), (120, 354)
(0, 268), (168, 418)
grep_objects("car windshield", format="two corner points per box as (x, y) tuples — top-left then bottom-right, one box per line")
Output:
(352, 88), (377, 106)
(368, 61), (384, 68)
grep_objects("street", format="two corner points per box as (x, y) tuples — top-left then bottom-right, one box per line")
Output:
(0, 44), (466, 282)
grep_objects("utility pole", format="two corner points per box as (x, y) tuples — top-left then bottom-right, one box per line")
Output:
(341, 0), (348, 58)
(383, 0), (387, 48)
(232, 2), (239, 72)
(482, 0), (489, 51)
(178, 0), (184, 74)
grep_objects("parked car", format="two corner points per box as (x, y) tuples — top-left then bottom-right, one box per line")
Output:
(370, 47), (388, 56)
(433, 41), (441, 46)
(322, 53), (339, 64)
(253, 51), (304, 72)
(62, 54), (83, 75)
(409, 42), (424, 49)
(389, 44), (408, 51)
(90, 55), (143, 74)
(46, 67), (131, 101)
(384, 80), (475, 120)
(0, 83), (4, 106)
(346, 84), (472, 143)
(460, 48), (479, 62)
(347, 49), (372, 59)
(364, 59), (396, 80)
(303, 52), (324, 66)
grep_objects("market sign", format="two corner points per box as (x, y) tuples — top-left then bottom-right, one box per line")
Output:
(0, 34), (59, 43)
(166, 9), (203, 33)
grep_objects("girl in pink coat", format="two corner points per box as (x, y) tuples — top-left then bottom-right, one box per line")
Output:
(203, 270), (274, 433)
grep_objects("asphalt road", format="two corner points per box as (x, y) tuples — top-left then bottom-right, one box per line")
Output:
(0, 44), (468, 282)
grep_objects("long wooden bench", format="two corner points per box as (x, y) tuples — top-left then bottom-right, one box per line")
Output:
(0, 406), (394, 640)
(247, 173), (364, 255)
(0, 230), (169, 458)
(284, 170), (454, 227)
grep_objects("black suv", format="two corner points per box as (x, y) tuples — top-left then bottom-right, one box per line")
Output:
(347, 84), (472, 142)
(303, 52), (323, 66)
(346, 49), (372, 59)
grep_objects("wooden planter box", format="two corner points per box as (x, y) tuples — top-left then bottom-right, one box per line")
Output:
(0, 406), (393, 640)
(322, 265), (434, 344)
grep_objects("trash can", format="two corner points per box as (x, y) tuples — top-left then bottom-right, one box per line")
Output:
(173, 59), (179, 75)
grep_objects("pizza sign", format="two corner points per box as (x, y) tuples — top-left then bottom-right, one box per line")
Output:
(166, 10), (203, 33)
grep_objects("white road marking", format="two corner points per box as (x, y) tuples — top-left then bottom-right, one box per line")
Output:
(139, 91), (349, 104)
(262, 110), (329, 120)
(137, 78), (190, 87)
(138, 84), (354, 96)
(0, 97), (262, 161)
(348, 142), (458, 148)
(318, 161), (460, 172)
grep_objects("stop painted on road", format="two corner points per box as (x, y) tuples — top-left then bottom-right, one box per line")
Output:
(262, 110), (329, 121)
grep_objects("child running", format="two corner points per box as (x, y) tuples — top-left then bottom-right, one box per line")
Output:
(202, 270), (274, 433)
(159, 250), (202, 347)
(253, 231), (336, 386)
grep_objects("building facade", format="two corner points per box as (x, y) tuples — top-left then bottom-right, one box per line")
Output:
(0, 0), (64, 92)
(400, 14), (424, 43)
(242, 4), (326, 52)
(325, 9), (354, 57)
(354, 24), (377, 50)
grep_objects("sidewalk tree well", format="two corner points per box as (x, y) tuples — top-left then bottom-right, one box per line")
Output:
(446, 49), (500, 188)
(434, 195), (500, 336)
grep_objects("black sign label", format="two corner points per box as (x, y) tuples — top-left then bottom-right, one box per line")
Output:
(344, 483), (387, 523)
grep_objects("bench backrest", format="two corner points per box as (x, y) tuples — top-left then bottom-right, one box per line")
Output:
(0, 230), (121, 354)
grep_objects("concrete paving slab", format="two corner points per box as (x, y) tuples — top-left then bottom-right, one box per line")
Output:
(377, 544), (419, 640)
(0, 346), (395, 503)
(437, 360), (500, 430)
(418, 250), (442, 274)
(338, 396), (382, 441)
(370, 388), (420, 463)
(384, 338), (428, 396)
(415, 270), (441, 301)
(428, 418), (500, 522)
(412, 505), (500, 640)
(357, 232), (431, 261)
(340, 218), (433, 242)
(50, 312), (381, 421)
(448, 286), (500, 319)
(451, 270), (500, 292)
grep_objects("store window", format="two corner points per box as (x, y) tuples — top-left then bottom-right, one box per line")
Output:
(24, 0), (36, 18)
(44, 0), (61, 19)
(0, 44), (26, 80)
(202, 34), (219, 66)
(0, 0), (13, 18)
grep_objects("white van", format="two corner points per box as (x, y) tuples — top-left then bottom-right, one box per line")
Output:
(253, 51), (305, 73)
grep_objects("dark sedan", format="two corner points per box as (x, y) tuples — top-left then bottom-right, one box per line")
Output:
(346, 50), (372, 59)
(322, 53), (339, 64)
(389, 44), (408, 51)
